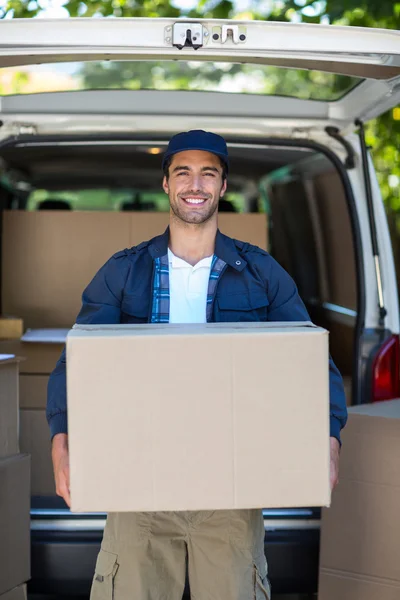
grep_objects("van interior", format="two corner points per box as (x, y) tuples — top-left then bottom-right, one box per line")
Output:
(0, 137), (357, 499)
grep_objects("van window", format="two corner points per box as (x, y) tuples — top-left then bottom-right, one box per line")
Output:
(0, 61), (362, 102)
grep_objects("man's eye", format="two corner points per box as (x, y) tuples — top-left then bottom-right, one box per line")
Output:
(204, 172), (215, 177)
(177, 172), (188, 176)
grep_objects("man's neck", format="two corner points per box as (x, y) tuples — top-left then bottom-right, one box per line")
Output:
(168, 215), (217, 266)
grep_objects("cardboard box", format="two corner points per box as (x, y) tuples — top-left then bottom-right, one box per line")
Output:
(0, 356), (20, 458)
(319, 399), (400, 600)
(0, 454), (31, 595)
(67, 322), (330, 512)
(19, 374), (48, 409)
(0, 585), (27, 600)
(2, 211), (268, 329)
(0, 317), (24, 340)
(343, 375), (352, 407)
(0, 340), (63, 374)
(20, 409), (55, 496)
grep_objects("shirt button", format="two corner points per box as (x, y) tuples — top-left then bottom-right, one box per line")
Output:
(236, 260), (241, 265)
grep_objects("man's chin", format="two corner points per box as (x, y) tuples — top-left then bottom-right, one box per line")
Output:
(172, 208), (216, 225)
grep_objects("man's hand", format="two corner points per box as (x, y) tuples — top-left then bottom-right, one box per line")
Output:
(52, 433), (71, 508)
(330, 436), (340, 491)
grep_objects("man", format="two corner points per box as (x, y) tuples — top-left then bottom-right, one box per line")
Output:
(47, 130), (347, 600)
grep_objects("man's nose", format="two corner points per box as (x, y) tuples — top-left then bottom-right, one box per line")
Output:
(189, 173), (202, 190)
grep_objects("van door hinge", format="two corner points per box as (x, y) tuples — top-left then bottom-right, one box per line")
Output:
(168, 23), (206, 50)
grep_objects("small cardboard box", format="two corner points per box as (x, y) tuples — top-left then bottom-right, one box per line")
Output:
(319, 399), (400, 600)
(19, 374), (48, 410)
(0, 334), (65, 375)
(0, 584), (27, 600)
(20, 409), (55, 496)
(67, 322), (330, 513)
(0, 454), (31, 595)
(0, 317), (23, 340)
(0, 356), (20, 458)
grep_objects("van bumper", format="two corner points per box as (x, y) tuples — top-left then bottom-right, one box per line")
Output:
(29, 504), (320, 596)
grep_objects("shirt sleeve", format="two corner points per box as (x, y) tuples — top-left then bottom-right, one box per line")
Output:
(266, 255), (348, 444)
(46, 254), (131, 440)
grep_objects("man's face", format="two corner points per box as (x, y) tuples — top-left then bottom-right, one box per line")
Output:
(163, 150), (227, 225)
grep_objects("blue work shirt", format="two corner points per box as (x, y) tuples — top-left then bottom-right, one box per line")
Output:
(47, 228), (347, 442)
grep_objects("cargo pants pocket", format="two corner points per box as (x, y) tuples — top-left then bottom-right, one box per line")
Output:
(90, 548), (119, 600)
(253, 557), (272, 600)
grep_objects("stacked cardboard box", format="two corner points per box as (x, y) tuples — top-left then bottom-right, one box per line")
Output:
(2, 211), (268, 330)
(0, 330), (67, 496)
(0, 356), (31, 599)
(319, 399), (400, 600)
(0, 585), (27, 600)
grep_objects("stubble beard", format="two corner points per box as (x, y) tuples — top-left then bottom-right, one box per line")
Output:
(169, 194), (219, 226)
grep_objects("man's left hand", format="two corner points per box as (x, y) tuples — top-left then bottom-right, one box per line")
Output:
(330, 437), (340, 491)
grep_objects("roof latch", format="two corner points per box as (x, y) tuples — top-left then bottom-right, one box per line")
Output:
(170, 23), (204, 50)
(211, 25), (247, 44)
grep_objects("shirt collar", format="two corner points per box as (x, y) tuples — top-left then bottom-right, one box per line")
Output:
(149, 227), (247, 272)
(168, 248), (213, 270)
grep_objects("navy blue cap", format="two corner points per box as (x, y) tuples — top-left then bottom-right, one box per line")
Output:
(162, 130), (229, 173)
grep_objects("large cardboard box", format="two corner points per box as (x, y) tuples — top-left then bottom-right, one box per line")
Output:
(67, 322), (330, 512)
(0, 585), (27, 600)
(0, 356), (20, 458)
(319, 399), (400, 600)
(2, 211), (268, 329)
(0, 454), (31, 595)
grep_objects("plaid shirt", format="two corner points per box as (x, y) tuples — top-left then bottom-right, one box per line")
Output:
(151, 254), (226, 323)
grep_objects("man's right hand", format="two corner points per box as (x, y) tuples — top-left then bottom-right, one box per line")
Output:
(52, 433), (71, 508)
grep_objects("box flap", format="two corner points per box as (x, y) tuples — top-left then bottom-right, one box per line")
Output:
(0, 354), (17, 364)
(70, 321), (322, 339)
(348, 398), (400, 420)
(21, 328), (69, 343)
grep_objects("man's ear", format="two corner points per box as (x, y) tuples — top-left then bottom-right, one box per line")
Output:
(162, 176), (169, 195)
(220, 179), (227, 198)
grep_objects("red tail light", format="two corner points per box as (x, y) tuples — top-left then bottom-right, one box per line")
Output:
(372, 334), (400, 402)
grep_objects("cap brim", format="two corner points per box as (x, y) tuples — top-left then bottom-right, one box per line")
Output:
(162, 147), (229, 172)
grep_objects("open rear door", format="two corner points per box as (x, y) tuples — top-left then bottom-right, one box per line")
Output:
(0, 18), (399, 128)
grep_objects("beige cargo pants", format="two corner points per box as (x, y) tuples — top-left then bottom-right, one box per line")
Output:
(90, 509), (271, 600)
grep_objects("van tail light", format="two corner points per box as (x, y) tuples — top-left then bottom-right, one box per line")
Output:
(372, 335), (400, 402)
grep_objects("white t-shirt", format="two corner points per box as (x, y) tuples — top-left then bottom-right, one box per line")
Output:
(168, 248), (213, 324)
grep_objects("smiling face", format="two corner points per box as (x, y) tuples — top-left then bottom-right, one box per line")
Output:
(162, 150), (227, 226)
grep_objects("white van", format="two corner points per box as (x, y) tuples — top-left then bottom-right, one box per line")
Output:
(0, 18), (399, 596)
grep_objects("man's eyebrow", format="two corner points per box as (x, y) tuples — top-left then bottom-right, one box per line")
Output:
(201, 166), (219, 173)
(172, 165), (190, 172)
(172, 165), (220, 173)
